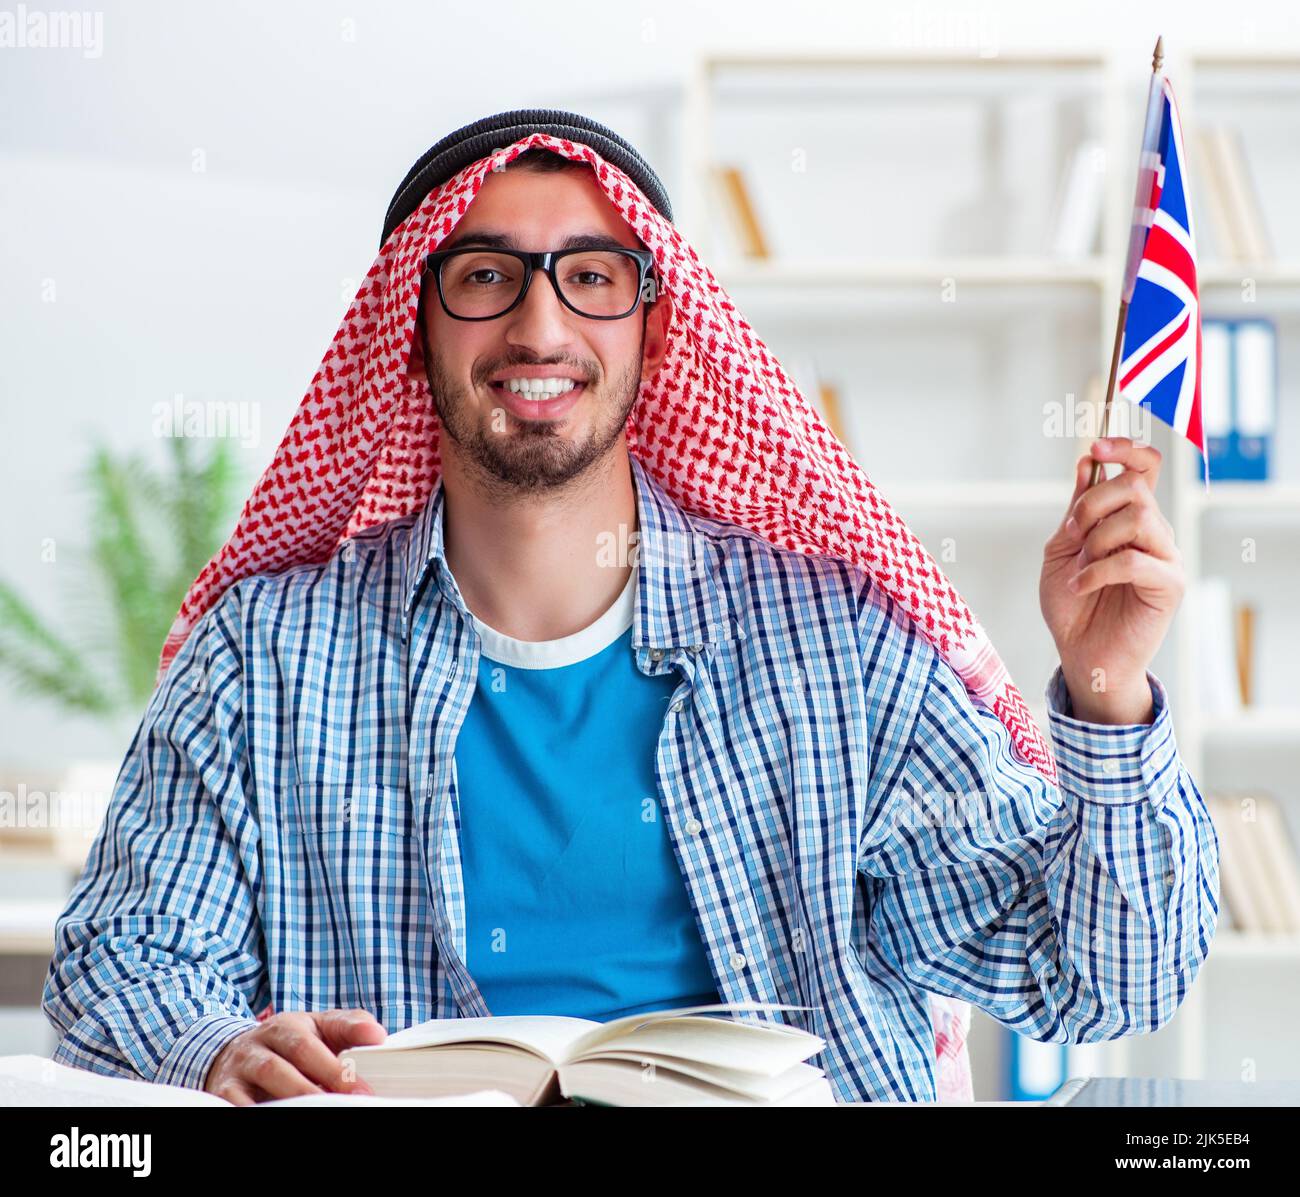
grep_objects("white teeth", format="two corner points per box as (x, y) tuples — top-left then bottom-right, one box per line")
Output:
(500, 377), (579, 396)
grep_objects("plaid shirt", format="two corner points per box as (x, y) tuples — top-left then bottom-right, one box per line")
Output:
(43, 454), (1221, 1102)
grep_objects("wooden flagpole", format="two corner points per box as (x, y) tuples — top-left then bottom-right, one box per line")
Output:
(1089, 35), (1165, 488)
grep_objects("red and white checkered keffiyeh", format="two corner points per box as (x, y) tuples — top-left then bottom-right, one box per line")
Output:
(160, 131), (1049, 1101)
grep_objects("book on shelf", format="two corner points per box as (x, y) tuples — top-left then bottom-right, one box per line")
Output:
(1214, 126), (1273, 263)
(1209, 794), (1257, 932)
(340, 1003), (835, 1106)
(816, 382), (848, 445)
(1194, 128), (1240, 261)
(1048, 140), (1105, 260)
(780, 355), (851, 447)
(0, 1055), (519, 1107)
(1192, 125), (1272, 263)
(1233, 321), (1277, 480)
(1192, 577), (1244, 715)
(1253, 795), (1300, 934)
(711, 165), (771, 260)
(0, 760), (115, 868)
(1198, 318), (1276, 484)
(1207, 793), (1300, 935)
(1235, 602), (1256, 707)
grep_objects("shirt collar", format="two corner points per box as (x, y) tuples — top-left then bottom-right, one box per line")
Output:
(400, 454), (737, 651)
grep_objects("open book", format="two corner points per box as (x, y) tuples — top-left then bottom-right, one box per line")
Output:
(340, 1003), (835, 1106)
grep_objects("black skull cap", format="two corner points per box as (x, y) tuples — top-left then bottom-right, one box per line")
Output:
(380, 108), (674, 248)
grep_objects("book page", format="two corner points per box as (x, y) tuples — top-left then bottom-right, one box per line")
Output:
(565, 1052), (826, 1101)
(580, 1018), (825, 1076)
(260, 1090), (520, 1107)
(567, 1001), (819, 1059)
(354, 1014), (599, 1065)
(0, 1055), (229, 1108)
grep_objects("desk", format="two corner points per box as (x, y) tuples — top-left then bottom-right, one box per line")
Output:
(1046, 1076), (1300, 1106)
(843, 1099), (1040, 1106)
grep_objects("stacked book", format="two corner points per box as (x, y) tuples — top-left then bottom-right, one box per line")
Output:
(1208, 793), (1300, 934)
(1193, 125), (1273, 263)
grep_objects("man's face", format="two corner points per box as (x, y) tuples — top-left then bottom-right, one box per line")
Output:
(416, 164), (669, 495)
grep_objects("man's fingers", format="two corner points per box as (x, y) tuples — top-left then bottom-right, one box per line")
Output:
(1067, 453), (1092, 509)
(212, 1079), (259, 1107)
(312, 1008), (388, 1054)
(239, 1045), (326, 1100)
(1066, 468), (1154, 543)
(1061, 437), (1162, 536)
(264, 1018), (371, 1093)
(1087, 436), (1163, 490)
(1068, 547), (1176, 597)
(1056, 452), (1098, 542)
(1079, 500), (1176, 565)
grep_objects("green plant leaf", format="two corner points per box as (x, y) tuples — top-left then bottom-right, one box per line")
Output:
(0, 434), (245, 721)
(0, 581), (114, 713)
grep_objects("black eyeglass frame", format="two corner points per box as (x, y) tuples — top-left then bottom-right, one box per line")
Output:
(422, 245), (659, 322)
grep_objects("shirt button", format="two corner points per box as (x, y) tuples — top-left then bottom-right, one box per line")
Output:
(1164, 872), (1175, 886)
(729, 952), (748, 971)
(670, 700), (685, 713)
(649, 648), (664, 662)
(689, 645), (702, 653)
(684, 817), (702, 836)
(1101, 759), (1121, 777)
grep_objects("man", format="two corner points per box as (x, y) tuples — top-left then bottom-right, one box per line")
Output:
(43, 111), (1219, 1104)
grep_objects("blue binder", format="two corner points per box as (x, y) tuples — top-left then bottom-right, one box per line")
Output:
(1198, 318), (1276, 483)
(1006, 1033), (1068, 1101)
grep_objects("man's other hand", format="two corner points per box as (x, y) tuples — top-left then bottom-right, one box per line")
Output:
(203, 1009), (388, 1104)
(1040, 436), (1184, 724)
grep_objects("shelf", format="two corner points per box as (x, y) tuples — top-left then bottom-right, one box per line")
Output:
(879, 481), (1071, 513)
(1192, 53), (1300, 68)
(718, 259), (1109, 288)
(708, 54), (1107, 99)
(1185, 483), (1300, 512)
(1196, 709), (1300, 743)
(709, 52), (1107, 69)
(1201, 262), (1300, 285)
(1209, 931), (1300, 960)
(0, 846), (78, 868)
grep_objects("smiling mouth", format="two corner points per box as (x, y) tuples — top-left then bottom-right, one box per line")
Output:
(488, 380), (587, 398)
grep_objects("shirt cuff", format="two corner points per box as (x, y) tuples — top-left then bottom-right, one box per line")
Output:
(1045, 666), (1180, 809)
(152, 1012), (261, 1091)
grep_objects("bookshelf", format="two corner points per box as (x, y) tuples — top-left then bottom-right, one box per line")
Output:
(678, 48), (1300, 1096)
(1175, 62), (1300, 1115)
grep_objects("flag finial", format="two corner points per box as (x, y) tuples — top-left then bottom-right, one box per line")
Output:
(1153, 35), (1164, 72)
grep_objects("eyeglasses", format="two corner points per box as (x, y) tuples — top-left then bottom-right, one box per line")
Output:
(423, 245), (659, 321)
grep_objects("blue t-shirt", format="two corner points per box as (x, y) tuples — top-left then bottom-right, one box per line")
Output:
(455, 564), (722, 1021)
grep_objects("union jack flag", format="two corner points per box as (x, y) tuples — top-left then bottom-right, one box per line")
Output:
(1116, 76), (1204, 464)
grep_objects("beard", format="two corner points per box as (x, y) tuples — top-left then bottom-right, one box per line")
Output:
(424, 331), (643, 497)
